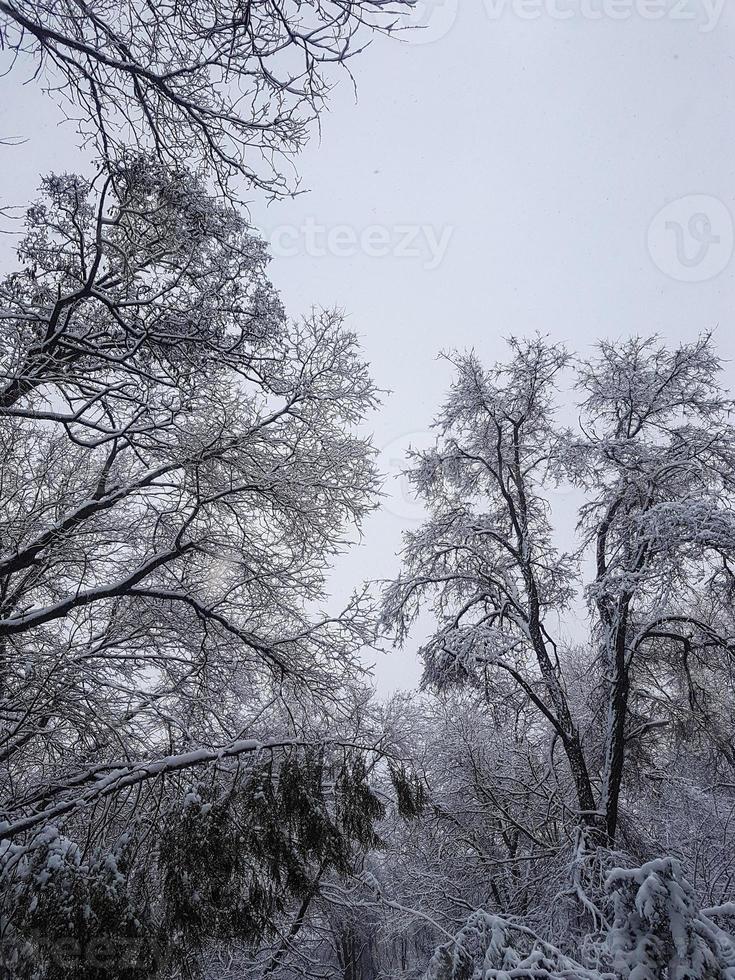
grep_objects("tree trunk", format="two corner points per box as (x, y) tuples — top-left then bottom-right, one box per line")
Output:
(601, 601), (631, 844)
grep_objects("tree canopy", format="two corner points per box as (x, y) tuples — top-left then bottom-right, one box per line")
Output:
(0, 0), (407, 197)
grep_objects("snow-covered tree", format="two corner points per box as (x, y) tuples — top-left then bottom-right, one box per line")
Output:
(0, 154), (389, 976)
(383, 334), (735, 851)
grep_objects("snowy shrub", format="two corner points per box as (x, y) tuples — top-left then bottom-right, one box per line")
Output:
(4, 826), (157, 980)
(424, 910), (606, 980)
(606, 858), (735, 979)
(424, 858), (735, 980)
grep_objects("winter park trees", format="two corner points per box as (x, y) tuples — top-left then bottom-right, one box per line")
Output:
(2, 180), (735, 980)
(2, 1), (735, 977)
(0, 0), (413, 971)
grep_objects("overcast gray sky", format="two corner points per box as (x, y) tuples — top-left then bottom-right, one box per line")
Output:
(2, 2), (735, 692)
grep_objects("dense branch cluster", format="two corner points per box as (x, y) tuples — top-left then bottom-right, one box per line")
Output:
(0, 156), (397, 977)
(0, 0), (407, 196)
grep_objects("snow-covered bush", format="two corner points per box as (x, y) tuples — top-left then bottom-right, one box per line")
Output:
(3, 826), (157, 980)
(424, 910), (606, 980)
(424, 858), (735, 980)
(606, 858), (735, 979)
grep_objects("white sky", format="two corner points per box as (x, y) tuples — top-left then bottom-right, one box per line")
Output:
(2, 1), (735, 692)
